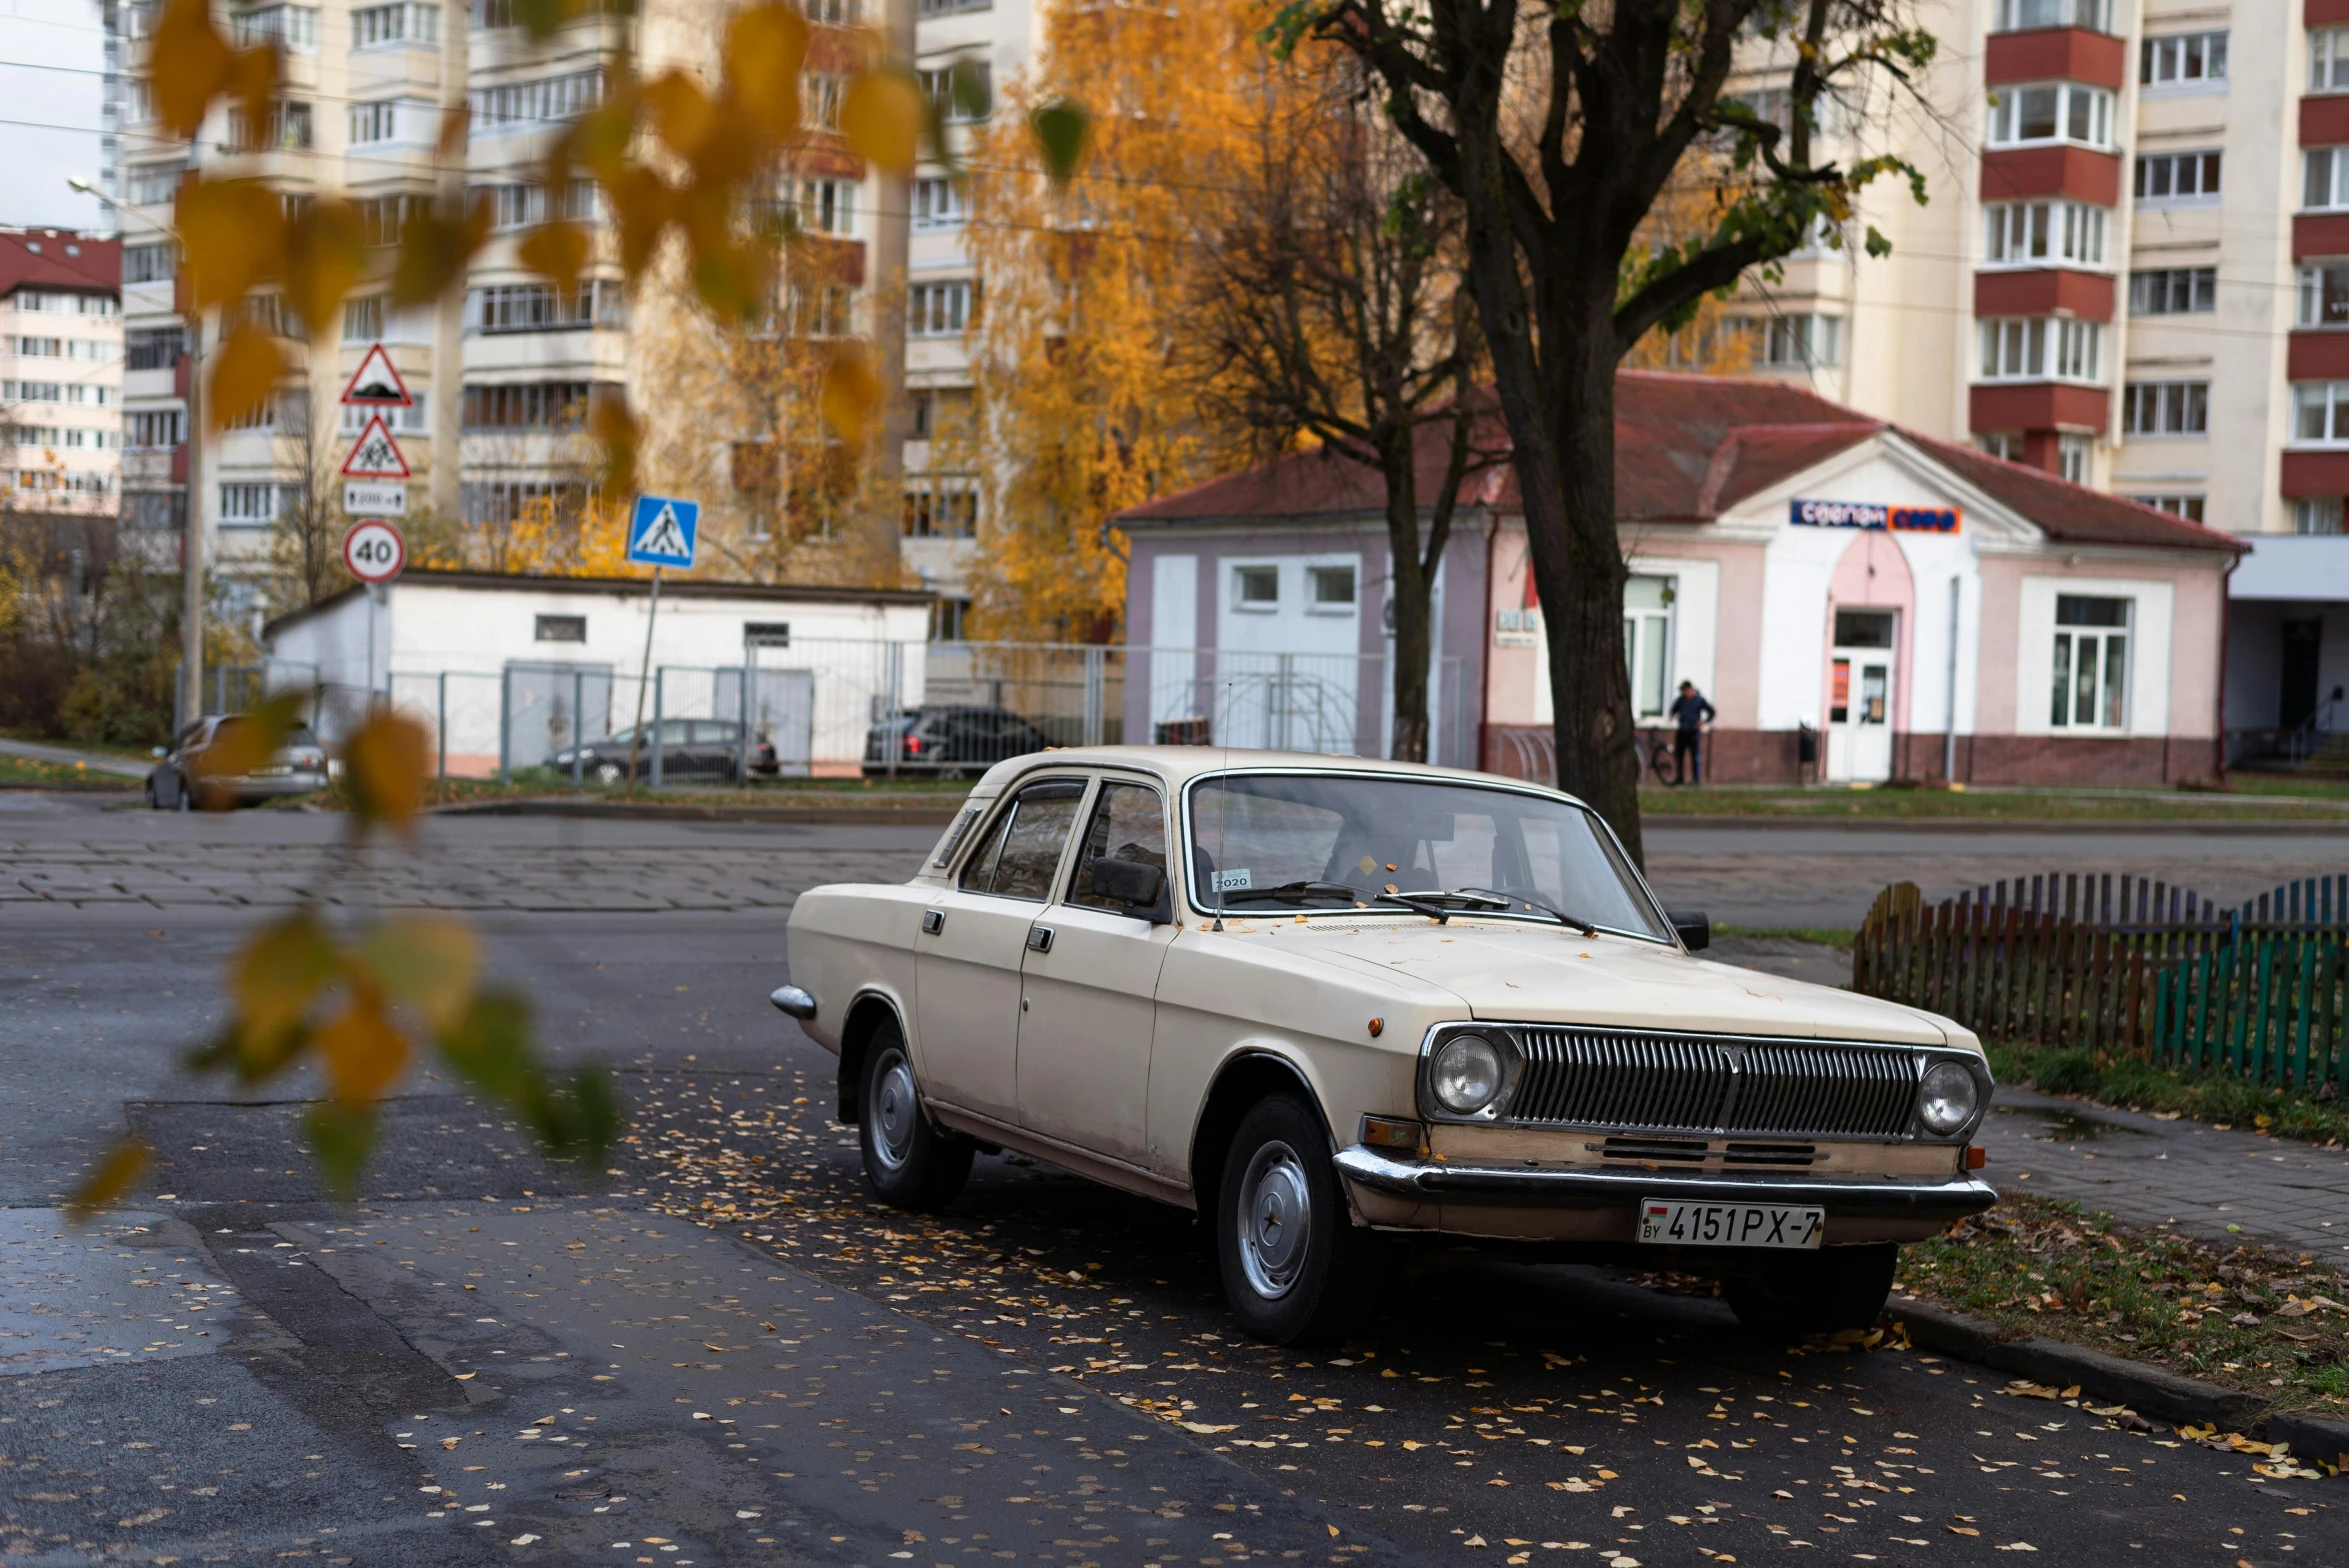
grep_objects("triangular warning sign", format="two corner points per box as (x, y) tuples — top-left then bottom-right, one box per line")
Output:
(340, 343), (413, 407)
(631, 502), (689, 560)
(340, 414), (412, 479)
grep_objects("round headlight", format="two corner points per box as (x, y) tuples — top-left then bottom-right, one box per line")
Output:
(1918, 1060), (1980, 1137)
(1431, 1034), (1506, 1117)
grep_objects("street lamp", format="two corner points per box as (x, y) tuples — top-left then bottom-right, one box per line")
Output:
(71, 175), (205, 732)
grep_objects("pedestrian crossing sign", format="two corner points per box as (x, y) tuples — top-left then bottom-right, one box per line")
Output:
(627, 494), (699, 568)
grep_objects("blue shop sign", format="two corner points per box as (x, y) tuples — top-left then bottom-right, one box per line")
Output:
(1790, 498), (1961, 534)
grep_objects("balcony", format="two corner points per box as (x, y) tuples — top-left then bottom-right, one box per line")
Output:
(1969, 382), (2110, 434)
(1975, 269), (2114, 320)
(1982, 146), (2122, 205)
(1985, 29), (2126, 90)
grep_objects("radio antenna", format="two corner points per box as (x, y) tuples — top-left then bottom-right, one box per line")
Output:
(1211, 676), (1233, 932)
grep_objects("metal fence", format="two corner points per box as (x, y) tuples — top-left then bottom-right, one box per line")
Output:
(255, 639), (1472, 786)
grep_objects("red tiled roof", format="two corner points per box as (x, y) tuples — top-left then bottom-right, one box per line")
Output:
(1117, 370), (2243, 553)
(0, 230), (120, 299)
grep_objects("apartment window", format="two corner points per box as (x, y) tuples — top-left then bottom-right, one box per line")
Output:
(228, 100), (313, 150)
(219, 483), (283, 527)
(2294, 498), (2345, 535)
(2131, 267), (2216, 315)
(919, 62), (993, 122)
(65, 384), (109, 405)
(2294, 381), (2349, 444)
(340, 392), (428, 435)
(343, 295), (385, 343)
(467, 281), (623, 333)
(124, 244), (175, 286)
(917, 0), (987, 13)
(1749, 313), (1842, 367)
(2125, 494), (2205, 523)
(1977, 432), (2022, 462)
(1308, 565), (1357, 610)
(1624, 575), (1676, 723)
(913, 177), (967, 230)
(2315, 28), (2349, 94)
(2137, 151), (2222, 203)
(1987, 82), (2113, 149)
(804, 0), (861, 20)
(66, 339), (117, 363)
(461, 381), (600, 430)
(2057, 432), (2092, 484)
(2123, 380), (2209, 436)
(230, 4), (317, 52)
(932, 597), (972, 642)
(800, 71), (845, 131)
(2140, 32), (2226, 88)
(1983, 201), (2107, 267)
(126, 326), (182, 368)
(349, 100), (401, 144)
(1994, 0), (2108, 30)
(472, 181), (596, 232)
(351, 3), (438, 48)
(126, 162), (183, 206)
(356, 194), (434, 248)
(2051, 595), (2129, 731)
(534, 614), (586, 643)
(3, 380), (62, 403)
(780, 178), (855, 237)
(1234, 565), (1278, 608)
(1978, 317), (2100, 382)
(9, 337), (60, 358)
(126, 410), (183, 449)
(470, 69), (604, 130)
(782, 282), (853, 338)
(909, 280), (974, 336)
(901, 476), (979, 539)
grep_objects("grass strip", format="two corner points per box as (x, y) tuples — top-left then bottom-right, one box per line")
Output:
(1986, 1044), (2349, 1151)
(0, 754), (137, 791)
(1897, 1191), (2349, 1418)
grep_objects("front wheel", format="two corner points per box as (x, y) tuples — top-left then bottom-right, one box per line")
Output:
(1215, 1095), (1386, 1345)
(593, 761), (624, 786)
(857, 1021), (972, 1210)
(1722, 1242), (1899, 1339)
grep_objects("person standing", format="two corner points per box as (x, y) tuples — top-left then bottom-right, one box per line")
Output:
(1668, 680), (1715, 786)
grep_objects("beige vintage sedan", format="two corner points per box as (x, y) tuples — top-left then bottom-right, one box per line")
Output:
(778, 747), (1995, 1344)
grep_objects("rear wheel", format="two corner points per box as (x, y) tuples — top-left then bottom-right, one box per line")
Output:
(857, 1020), (972, 1210)
(1722, 1243), (1899, 1339)
(593, 761), (623, 786)
(1215, 1095), (1386, 1345)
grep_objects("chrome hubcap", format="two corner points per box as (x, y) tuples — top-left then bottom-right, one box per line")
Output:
(1235, 1140), (1312, 1300)
(871, 1051), (919, 1173)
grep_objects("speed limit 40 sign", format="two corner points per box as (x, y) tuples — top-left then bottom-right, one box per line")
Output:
(343, 519), (406, 584)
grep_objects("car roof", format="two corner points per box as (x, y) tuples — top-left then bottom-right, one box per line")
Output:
(962, 745), (1592, 809)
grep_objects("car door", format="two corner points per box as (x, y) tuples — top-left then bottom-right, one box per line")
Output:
(913, 774), (1088, 1124)
(1015, 776), (1177, 1167)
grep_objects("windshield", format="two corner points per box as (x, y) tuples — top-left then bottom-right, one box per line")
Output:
(1186, 771), (1671, 941)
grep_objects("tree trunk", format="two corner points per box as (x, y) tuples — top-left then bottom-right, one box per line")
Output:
(1383, 426), (1432, 764)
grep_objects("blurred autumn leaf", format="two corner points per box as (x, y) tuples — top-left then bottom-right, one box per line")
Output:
(344, 711), (429, 830)
(188, 691), (301, 804)
(205, 326), (288, 435)
(820, 341), (883, 448)
(65, 1141), (151, 1225)
(1031, 99), (1093, 183)
(842, 68), (925, 174)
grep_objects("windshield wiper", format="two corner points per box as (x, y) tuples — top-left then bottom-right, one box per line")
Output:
(1218, 880), (1364, 907)
(1372, 888), (1510, 925)
(1451, 886), (1600, 937)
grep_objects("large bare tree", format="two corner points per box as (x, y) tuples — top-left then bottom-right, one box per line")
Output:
(1189, 62), (1497, 763)
(1283, 0), (1933, 861)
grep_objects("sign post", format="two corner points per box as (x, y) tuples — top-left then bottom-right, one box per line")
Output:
(622, 495), (700, 790)
(342, 519), (406, 709)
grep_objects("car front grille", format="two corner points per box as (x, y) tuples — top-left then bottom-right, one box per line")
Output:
(1508, 1028), (1920, 1139)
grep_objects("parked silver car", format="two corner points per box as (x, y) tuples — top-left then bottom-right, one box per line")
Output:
(146, 715), (330, 809)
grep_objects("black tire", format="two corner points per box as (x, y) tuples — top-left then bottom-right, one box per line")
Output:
(1722, 1243), (1899, 1339)
(857, 1019), (972, 1210)
(1214, 1094), (1387, 1346)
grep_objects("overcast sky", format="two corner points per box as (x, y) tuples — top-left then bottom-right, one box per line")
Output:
(0, 0), (112, 234)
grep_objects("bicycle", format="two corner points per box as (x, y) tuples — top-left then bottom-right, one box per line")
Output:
(1628, 727), (1687, 787)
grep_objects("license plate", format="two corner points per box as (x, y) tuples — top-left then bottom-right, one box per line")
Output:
(1637, 1198), (1823, 1250)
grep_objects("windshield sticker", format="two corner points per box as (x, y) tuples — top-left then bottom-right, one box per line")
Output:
(1212, 868), (1254, 893)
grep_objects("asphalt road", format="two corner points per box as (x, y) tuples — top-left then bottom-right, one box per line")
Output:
(2, 797), (2344, 1564)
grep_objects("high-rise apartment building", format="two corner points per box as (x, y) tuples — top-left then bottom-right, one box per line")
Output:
(1721, 0), (2349, 539)
(103, 0), (1040, 632)
(0, 230), (124, 521)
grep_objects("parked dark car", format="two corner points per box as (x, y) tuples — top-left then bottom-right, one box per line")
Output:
(146, 715), (330, 809)
(863, 704), (1054, 777)
(545, 719), (778, 785)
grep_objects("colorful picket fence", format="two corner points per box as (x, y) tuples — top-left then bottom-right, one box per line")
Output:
(1852, 872), (2349, 1093)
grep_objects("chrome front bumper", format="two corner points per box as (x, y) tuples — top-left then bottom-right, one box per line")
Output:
(1333, 1146), (1998, 1222)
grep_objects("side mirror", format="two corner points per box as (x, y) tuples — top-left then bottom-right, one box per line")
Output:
(1668, 910), (1710, 952)
(1089, 856), (1166, 913)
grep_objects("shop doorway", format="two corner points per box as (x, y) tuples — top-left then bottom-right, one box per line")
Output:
(1827, 609), (1896, 783)
(2281, 618), (2323, 731)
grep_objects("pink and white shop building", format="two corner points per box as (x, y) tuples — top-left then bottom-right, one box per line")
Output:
(1116, 373), (2242, 786)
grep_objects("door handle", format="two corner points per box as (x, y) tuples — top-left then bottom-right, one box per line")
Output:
(922, 909), (945, 936)
(1026, 925), (1054, 953)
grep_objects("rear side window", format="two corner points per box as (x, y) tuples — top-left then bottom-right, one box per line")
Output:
(957, 777), (1087, 900)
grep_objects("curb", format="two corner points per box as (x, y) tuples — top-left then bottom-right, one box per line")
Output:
(1892, 1299), (2349, 1471)
(424, 798), (964, 826)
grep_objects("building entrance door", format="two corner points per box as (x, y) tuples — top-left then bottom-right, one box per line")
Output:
(1826, 609), (1897, 783)
(2281, 618), (2323, 731)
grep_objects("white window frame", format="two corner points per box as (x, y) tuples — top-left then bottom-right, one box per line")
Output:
(909, 280), (973, 337)
(2294, 498), (2345, 535)
(1977, 316), (2102, 383)
(2137, 150), (2223, 205)
(1623, 575), (1677, 723)
(1749, 313), (1842, 368)
(1982, 200), (2108, 269)
(2308, 148), (2349, 213)
(2314, 27), (2349, 95)
(2122, 379), (2209, 438)
(1232, 564), (1280, 612)
(1994, 0), (2110, 31)
(912, 177), (967, 231)
(2293, 381), (2349, 446)
(2140, 31), (2227, 92)
(350, 2), (439, 50)
(230, 4), (318, 53)
(218, 482), (284, 528)
(2057, 433), (2093, 484)
(1986, 81), (2115, 150)
(1305, 564), (1357, 614)
(2131, 266), (2216, 315)
(2049, 596), (2131, 733)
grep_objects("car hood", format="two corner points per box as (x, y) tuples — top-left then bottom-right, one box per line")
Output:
(1230, 917), (1950, 1047)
